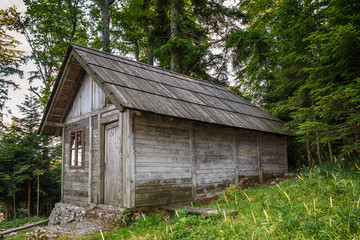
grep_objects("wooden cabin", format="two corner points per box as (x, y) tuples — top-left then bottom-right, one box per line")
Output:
(39, 43), (292, 208)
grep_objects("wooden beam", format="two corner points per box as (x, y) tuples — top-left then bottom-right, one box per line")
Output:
(284, 137), (288, 174)
(129, 111), (135, 208)
(44, 121), (64, 127)
(0, 220), (49, 237)
(189, 122), (197, 199)
(61, 127), (65, 201)
(98, 113), (104, 204)
(63, 105), (117, 126)
(257, 134), (263, 183)
(232, 130), (239, 185)
(88, 115), (92, 203)
(119, 111), (123, 207)
(160, 205), (235, 216)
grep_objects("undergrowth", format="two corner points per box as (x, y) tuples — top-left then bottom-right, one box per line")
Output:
(84, 161), (360, 239)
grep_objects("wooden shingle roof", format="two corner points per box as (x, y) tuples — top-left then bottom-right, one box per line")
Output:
(39, 43), (292, 136)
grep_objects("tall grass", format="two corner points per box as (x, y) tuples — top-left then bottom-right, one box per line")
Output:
(85, 161), (360, 239)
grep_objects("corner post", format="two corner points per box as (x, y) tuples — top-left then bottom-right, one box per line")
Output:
(257, 133), (263, 183)
(232, 130), (239, 185)
(190, 122), (197, 199)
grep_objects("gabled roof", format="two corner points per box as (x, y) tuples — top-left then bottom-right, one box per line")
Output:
(39, 43), (292, 136)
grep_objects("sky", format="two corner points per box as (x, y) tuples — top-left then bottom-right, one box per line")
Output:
(1, 0), (39, 122)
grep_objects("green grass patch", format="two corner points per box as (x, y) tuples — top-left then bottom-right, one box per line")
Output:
(84, 161), (360, 239)
(0, 216), (47, 230)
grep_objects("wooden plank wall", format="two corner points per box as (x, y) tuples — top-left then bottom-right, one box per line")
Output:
(133, 111), (287, 207)
(91, 115), (100, 203)
(259, 133), (286, 177)
(63, 72), (115, 205)
(236, 129), (259, 178)
(133, 112), (192, 207)
(63, 119), (89, 204)
(67, 73), (105, 120)
(193, 123), (235, 199)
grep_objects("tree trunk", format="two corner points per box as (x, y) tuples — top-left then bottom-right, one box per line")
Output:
(315, 133), (322, 164)
(97, 0), (115, 53)
(170, 0), (181, 72)
(37, 175), (40, 216)
(306, 139), (313, 167)
(13, 194), (16, 219)
(27, 179), (31, 217)
(147, 34), (153, 65)
(5, 199), (8, 221)
(134, 40), (139, 61)
(327, 132), (334, 162)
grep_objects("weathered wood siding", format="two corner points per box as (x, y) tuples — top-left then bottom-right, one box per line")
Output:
(236, 129), (259, 178)
(91, 115), (100, 203)
(133, 111), (287, 206)
(194, 123), (235, 199)
(259, 133), (286, 177)
(66, 72), (105, 120)
(63, 72), (120, 205)
(134, 112), (192, 207)
(63, 119), (89, 204)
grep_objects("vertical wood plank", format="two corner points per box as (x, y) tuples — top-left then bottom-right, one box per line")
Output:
(232, 130), (239, 185)
(189, 121), (197, 199)
(122, 110), (130, 208)
(61, 127), (65, 201)
(284, 137), (288, 174)
(119, 112), (123, 207)
(88, 116), (92, 203)
(257, 134), (263, 183)
(129, 111), (135, 208)
(98, 113), (103, 204)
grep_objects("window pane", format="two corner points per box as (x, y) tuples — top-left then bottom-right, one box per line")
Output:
(71, 132), (75, 148)
(71, 149), (76, 166)
(78, 148), (82, 166)
(77, 131), (82, 147)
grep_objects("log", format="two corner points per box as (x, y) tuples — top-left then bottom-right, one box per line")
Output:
(160, 205), (236, 215)
(0, 219), (48, 237)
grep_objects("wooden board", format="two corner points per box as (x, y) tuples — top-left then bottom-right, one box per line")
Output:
(133, 112), (192, 207)
(104, 122), (122, 205)
(66, 73), (106, 121)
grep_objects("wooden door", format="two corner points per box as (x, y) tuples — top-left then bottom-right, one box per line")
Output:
(104, 122), (122, 205)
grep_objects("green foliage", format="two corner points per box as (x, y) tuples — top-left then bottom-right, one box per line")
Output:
(0, 8), (23, 114)
(0, 94), (61, 219)
(12, 0), (91, 104)
(227, 0), (360, 163)
(83, 162), (360, 239)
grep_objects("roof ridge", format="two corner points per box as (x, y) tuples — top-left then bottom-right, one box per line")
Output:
(69, 43), (229, 91)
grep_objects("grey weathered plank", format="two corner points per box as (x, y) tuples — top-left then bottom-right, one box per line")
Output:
(160, 205), (235, 215)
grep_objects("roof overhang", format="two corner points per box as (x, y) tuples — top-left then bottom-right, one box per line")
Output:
(38, 46), (83, 136)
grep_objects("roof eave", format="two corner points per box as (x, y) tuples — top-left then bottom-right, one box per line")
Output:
(38, 45), (74, 135)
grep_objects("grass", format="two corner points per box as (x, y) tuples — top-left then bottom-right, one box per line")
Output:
(81, 161), (360, 240)
(0, 216), (47, 240)
(0, 216), (47, 230)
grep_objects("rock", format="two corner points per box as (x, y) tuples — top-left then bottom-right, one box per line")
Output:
(27, 203), (131, 239)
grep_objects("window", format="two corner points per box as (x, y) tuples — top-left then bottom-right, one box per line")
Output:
(70, 128), (84, 168)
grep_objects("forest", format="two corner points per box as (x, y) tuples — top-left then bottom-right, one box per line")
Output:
(0, 0), (359, 222)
